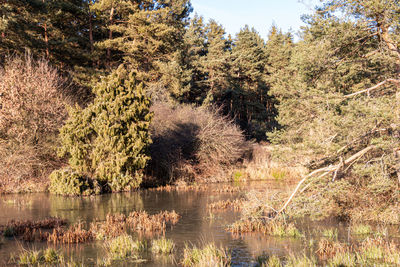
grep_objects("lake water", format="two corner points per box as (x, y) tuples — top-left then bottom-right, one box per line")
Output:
(0, 181), (398, 266)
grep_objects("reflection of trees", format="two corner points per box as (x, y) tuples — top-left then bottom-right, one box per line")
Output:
(49, 192), (144, 223)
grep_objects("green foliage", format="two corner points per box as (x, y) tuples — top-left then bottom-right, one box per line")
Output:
(151, 237), (175, 254)
(267, 0), (400, 223)
(49, 169), (100, 196)
(17, 248), (64, 265)
(104, 235), (146, 260)
(182, 243), (231, 267)
(58, 66), (152, 192)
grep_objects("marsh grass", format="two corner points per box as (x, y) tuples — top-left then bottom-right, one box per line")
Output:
(321, 228), (338, 240)
(255, 254), (282, 267)
(104, 234), (146, 260)
(182, 243), (231, 267)
(1, 218), (66, 241)
(352, 224), (372, 235)
(228, 219), (303, 238)
(15, 248), (64, 265)
(207, 199), (244, 211)
(286, 254), (317, 267)
(151, 237), (175, 254)
(270, 222), (303, 238)
(327, 251), (357, 267)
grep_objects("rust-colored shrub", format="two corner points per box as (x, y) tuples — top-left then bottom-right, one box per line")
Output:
(147, 101), (247, 183)
(0, 55), (68, 192)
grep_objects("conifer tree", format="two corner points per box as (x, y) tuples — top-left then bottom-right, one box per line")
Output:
(57, 65), (152, 192)
(94, 0), (192, 84)
(230, 26), (273, 139)
(182, 14), (208, 103)
(201, 20), (232, 105)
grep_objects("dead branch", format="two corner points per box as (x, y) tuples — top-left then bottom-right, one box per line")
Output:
(344, 79), (400, 98)
(276, 146), (374, 215)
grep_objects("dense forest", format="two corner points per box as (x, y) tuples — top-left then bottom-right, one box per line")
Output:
(0, 0), (399, 223)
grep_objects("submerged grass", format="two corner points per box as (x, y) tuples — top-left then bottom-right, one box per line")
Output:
(253, 235), (400, 266)
(228, 218), (303, 238)
(16, 248), (64, 265)
(151, 237), (175, 254)
(321, 228), (338, 240)
(182, 243), (231, 267)
(0, 218), (66, 239)
(351, 224), (372, 235)
(104, 234), (146, 260)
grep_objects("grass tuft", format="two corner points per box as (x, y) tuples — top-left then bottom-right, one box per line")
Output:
(104, 234), (146, 260)
(182, 243), (231, 267)
(151, 237), (175, 254)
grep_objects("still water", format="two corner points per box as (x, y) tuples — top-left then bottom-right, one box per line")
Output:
(0, 181), (397, 266)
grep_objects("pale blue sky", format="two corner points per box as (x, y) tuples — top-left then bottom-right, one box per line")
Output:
(190, 0), (320, 39)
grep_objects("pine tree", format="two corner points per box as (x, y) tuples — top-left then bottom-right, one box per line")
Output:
(230, 26), (272, 139)
(0, 0), (46, 57)
(181, 14), (207, 103)
(201, 19), (232, 105)
(57, 65), (153, 192)
(94, 0), (192, 84)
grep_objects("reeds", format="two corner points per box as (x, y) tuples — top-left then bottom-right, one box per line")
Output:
(0, 218), (66, 240)
(48, 221), (93, 244)
(207, 199), (244, 211)
(228, 219), (302, 238)
(182, 243), (231, 267)
(151, 237), (175, 254)
(16, 248), (64, 265)
(104, 234), (146, 260)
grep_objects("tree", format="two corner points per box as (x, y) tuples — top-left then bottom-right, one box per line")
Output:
(230, 26), (273, 139)
(269, 0), (400, 222)
(182, 14), (208, 103)
(200, 19), (232, 105)
(57, 65), (153, 192)
(94, 0), (192, 84)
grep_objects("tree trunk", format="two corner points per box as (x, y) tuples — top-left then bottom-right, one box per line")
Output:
(89, 12), (94, 53)
(107, 6), (115, 65)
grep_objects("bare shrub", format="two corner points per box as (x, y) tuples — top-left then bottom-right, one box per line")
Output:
(147, 102), (247, 183)
(0, 55), (68, 192)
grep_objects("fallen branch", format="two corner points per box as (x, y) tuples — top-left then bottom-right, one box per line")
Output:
(344, 79), (400, 98)
(276, 146), (374, 214)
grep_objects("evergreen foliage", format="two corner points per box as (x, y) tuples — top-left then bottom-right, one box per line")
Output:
(267, 0), (400, 222)
(57, 66), (152, 192)
(49, 168), (101, 196)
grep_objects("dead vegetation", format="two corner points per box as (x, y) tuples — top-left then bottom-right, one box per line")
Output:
(146, 102), (247, 184)
(149, 183), (241, 193)
(207, 199), (245, 211)
(0, 218), (66, 241)
(0, 55), (69, 193)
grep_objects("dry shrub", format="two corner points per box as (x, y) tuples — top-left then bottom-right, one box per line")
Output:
(0, 55), (68, 192)
(147, 101), (247, 183)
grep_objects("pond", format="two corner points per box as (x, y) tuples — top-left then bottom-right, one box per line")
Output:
(0, 180), (398, 266)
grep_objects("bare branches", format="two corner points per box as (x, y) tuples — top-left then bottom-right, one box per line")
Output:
(344, 79), (400, 98)
(276, 146), (375, 215)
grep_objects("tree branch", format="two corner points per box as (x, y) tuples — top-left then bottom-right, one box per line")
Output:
(344, 79), (400, 98)
(276, 146), (375, 215)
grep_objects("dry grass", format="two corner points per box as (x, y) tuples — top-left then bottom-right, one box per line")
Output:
(0, 218), (66, 240)
(207, 199), (245, 211)
(149, 183), (240, 193)
(0, 55), (69, 193)
(91, 210), (180, 240)
(234, 144), (306, 182)
(48, 221), (93, 244)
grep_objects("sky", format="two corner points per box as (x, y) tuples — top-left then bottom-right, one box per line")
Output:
(190, 0), (320, 39)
